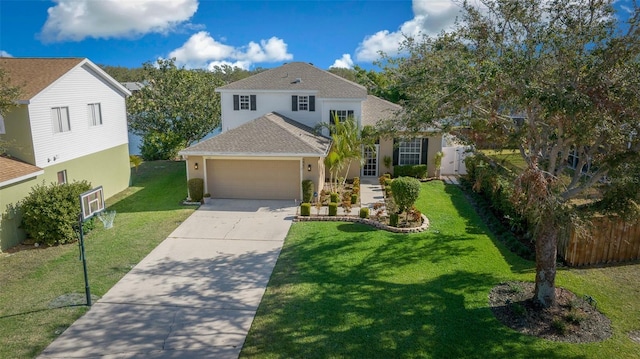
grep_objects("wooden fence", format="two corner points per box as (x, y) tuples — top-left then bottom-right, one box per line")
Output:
(558, 217), (640, 266)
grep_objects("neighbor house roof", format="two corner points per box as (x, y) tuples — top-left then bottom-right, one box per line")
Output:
(361, 95), (402, 127)
(0, 57), (130, 102)
(179, 112), (331, 157)
(0, 156), (43, 188)
(216, 62), (367, 99)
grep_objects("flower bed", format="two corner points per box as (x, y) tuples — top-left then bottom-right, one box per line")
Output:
(294, 214), (430, 233)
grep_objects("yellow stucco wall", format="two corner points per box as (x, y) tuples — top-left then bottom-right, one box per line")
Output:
(0, 144), (130, 251)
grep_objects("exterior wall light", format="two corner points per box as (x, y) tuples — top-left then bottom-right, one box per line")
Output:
(307, 164), (312, 172)
(194, 162), (199, 170)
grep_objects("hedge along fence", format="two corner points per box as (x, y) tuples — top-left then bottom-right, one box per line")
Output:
(466, 154), (640, 266)
(559, 216), (640, 266)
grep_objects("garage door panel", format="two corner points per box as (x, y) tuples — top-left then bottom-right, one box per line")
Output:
(207, 159), (300, 200)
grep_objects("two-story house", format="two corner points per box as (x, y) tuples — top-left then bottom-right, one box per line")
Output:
(0, 57), (131, 250)
(179, 62), (442, 201)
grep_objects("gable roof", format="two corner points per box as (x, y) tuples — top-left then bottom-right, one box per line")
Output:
(0, 156), (43, 188)
(362, 95), (402, 127)
(0, 57), (130, 102)
(216, 62), (367, 99)
(179, 112), (331, 157)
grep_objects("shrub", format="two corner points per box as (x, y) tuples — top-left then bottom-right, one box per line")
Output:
(391, 177), (421, 214)
(302, 180), (314, 203)
(351, 193), (358, 204)
(359, 207), (369, 219)
(188, 178), (204, 202)
(353, 177), (360, 187)
(379, 173), (391, 186)
(330, 192), (339, 203)
(139, 132), (182, 161)
(394, 164), (427, 179)
(300, 203), (311, 216)
(384, 185), (392, 197)
(328, 202), (338, 216)
(384, 178), (393, 186)
(389, 213), (399, 227)
(20, 180), (92, 246)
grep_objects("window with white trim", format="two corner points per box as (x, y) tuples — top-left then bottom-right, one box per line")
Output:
(239, 95), (250, 110)
(57, 170), (67, 184)
(88, 103), (102, 126)
(398, 138), (421, 165)
(298, 96), (309, 111)
(51, 107), (71, 133)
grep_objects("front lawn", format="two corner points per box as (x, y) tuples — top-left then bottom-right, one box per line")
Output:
(242, 181), (640, 358)
(0, 160), (195, 359)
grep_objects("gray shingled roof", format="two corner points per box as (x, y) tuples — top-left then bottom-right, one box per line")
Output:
(217, 62), (367, 99)
(179, 112), (331, 156)
(362, 95), (402, 127)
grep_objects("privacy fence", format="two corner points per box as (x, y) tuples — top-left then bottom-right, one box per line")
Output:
(559, 216), (640, 266)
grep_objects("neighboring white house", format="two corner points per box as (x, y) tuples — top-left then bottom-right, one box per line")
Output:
(0, 57), (131, 250)
(179, 62), (442, 200)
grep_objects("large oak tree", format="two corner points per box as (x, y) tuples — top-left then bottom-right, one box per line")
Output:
(388, 0), (640, 306)
(127, 58), (224, 160)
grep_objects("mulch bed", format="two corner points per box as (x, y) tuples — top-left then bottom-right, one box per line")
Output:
(489, 281), (612, 343)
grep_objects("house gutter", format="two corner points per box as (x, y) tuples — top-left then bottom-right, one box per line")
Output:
(0, 169), (44, 188)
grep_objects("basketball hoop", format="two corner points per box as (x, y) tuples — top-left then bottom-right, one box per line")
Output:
(97, 210), (116, 229)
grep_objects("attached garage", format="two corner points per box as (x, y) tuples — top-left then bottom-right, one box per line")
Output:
(206, 159), (301, 200)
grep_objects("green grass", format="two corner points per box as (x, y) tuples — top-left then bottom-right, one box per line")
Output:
(0, 160), (195, 359)
(481, 149), (527, 171)
(242, 181), (640, 359)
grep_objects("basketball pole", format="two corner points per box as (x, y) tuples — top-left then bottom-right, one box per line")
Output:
(78, 214), (92, 306)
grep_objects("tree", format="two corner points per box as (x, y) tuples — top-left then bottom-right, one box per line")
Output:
(318, 114), (370, 192)
(127, 58), (224, 159)
(388, 0), (640, 307)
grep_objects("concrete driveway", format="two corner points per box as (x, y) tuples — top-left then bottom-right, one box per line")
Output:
(39, 199), (297, 359)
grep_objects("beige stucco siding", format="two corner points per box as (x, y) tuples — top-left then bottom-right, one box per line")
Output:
(302, 156), (325, 196)
(206, 159), (301, 200)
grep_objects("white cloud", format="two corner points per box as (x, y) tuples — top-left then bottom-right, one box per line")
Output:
(170, 32), (293, 69)
(330, 54), (354, 69)
(40, 0), (198, 42)
(356, 0), (463, 62)
(0, 50), (13, 57)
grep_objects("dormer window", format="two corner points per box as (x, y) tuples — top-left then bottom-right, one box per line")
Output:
(233, 95), (256, 111)
(291, 95), (315, 112)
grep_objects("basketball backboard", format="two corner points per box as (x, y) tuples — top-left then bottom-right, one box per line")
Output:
(80, 186), (105, 221)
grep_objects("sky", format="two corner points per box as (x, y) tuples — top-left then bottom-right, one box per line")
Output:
(0, 0), (635, 71)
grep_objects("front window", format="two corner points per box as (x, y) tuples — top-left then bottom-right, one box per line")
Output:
(88, 103), (102, 126)
(399, 138), (421, 165)
(57, 170), (67, 184)
(239, 95), (250, 110)
(298, 96), (309, 111)
(51, 107), (71, 133)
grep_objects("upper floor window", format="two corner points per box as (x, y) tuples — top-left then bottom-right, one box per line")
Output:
(291, 95), (315, 112)
(51, 107), (71, 133)
(298, 96), (309, 111)
(398, 138), (421, 165)
(329, 110), (354, 125)
(233, 94), (256, 111)
(88, 103), (102, 126)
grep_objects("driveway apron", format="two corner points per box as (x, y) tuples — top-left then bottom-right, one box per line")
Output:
(39, 199), (297, 359)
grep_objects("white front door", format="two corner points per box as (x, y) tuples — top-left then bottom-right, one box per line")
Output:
(362, 145), (379, 177)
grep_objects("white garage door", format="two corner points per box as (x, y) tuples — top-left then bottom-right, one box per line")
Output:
(206, 159), (300, 200)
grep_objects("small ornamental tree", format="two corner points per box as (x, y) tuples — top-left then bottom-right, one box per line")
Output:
(20, 180), (92, 246)
(390, 177), (421, 220)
